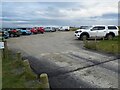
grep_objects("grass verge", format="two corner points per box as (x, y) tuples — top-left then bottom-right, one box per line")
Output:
(70, 28), (78, 31)
(84, 36), (120, 54)
(2, 50), (42, 88)
(2, 50), (25, 88)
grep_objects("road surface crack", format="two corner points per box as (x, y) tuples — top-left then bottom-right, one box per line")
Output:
(50, 57), (118, 78)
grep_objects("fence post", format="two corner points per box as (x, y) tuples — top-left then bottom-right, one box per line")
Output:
(118, 35), (120, 58)
(39, 73), (50, 89)
(112, 44), (114, 54)
(4, 40), (8, 50)
(83, 39), (88, 48)
(23, 60), (36, 80)
(3, 40), (8, 59)
(95, 36), (97, 50)
(103, 37), (105, 40)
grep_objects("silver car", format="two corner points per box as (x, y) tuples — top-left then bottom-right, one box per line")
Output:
(44, 27), (56, 32)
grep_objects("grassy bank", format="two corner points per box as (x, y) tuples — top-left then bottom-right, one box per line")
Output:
(84, 36), (120, 54)
(2, 50), (41, 88)
(70, 28), (78, 31)
(2, 50), (25, 88)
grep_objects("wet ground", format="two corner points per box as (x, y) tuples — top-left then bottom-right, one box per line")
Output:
(7, 31), (119, 88)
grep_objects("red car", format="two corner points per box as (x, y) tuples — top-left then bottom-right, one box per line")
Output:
(37, 27), (45, 34)
(30, 28), (38, 34)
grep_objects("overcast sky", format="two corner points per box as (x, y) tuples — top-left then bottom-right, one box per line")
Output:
(1, 0), (119, 28)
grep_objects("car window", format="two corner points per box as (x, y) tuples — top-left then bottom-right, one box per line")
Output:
(45, 27), (51, 29)
(92, 26), (105, 30)
(108, 26), (117, 29)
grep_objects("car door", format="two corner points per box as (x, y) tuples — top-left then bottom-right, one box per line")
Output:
(89, 26), (98, 37)
(97, 26), (106, 37)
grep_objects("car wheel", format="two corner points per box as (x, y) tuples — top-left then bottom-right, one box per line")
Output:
(78, 37), (81, 40)
(11, 34), (14, 37)
(107, 34), (113, 40)
(31, 32), (33, 34)
(17, 35), (20, 37)
(81, 34), (88, 40)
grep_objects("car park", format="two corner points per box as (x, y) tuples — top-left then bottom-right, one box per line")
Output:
(74, 25), (119, 40)
(44, 27), (56, 32)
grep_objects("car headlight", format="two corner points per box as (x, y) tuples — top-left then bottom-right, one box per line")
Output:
(75, 30), (82, 33)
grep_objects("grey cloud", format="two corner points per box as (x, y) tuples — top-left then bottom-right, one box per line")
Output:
(1, 2), (118, 28)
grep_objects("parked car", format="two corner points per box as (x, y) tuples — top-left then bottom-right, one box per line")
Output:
(59, 26), (70, 31)
(74, 25), (119, 40)
(3, 31), (9, 39)
(8, 29), (21, 37)
(44, 27), (56, 32)
(19, 28), (32, 35)
(0, 29), (9, 39)
(54, 27), (60, 31)
(30, 28), (38, 34)
(35, 27), (45, 34)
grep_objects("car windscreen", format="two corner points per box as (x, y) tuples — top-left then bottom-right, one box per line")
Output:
(108, 26), (117, 29)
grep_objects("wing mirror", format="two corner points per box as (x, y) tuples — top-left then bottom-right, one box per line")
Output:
(90, 29), (93, 31)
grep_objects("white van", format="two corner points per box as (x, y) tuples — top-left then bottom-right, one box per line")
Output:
(59, 26), (70, 31)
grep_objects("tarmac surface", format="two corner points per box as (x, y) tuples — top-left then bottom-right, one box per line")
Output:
(7, 31), (119, 88)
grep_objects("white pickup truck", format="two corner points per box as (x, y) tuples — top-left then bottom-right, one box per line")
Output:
(74, 25), (119, 40)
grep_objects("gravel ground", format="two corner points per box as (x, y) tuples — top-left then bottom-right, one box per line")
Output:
(7, 31), (119, 88)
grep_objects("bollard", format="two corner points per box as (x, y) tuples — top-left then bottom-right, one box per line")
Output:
(16, 52), (22, 61)
(23, 60), (36, 80)
(39, 73), (50, 89)
(16, 52), (24, 66)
